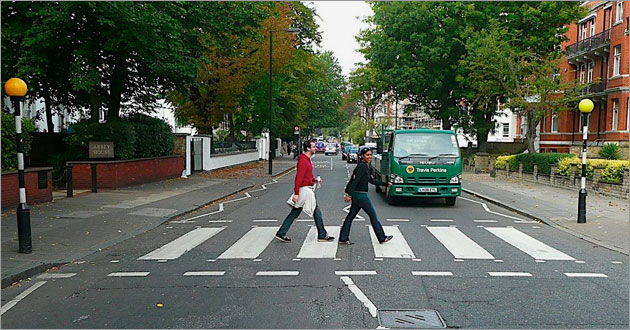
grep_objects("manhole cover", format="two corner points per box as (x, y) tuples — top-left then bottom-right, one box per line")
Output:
(378, 309), (446, 329)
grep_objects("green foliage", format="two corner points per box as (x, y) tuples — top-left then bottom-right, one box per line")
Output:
(65, 120), (137, 160)
(1, 111), (35, 171)
(557, 158), (628, 183)
(494, 155), (516, 170)
(127, 114), (174, 158)
(598, 143), (622, 160)
(507, 153), (576, 175)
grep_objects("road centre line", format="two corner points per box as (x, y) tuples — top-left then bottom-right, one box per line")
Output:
(256, 271), (299, 276)
(36, 273), (76, 279)
(253, 219), (277, 222)
(340, 276), (378, 318)
(183, 271), (225, 276)
(488, 272), (532, 277)
(387, 218), (410, 222)
(474, 220), (498, 223)
(107, 272), (150, 277)
(208, 220), (232, 223)
(335, 271), (377, 276)
(564, 273), (608, 278)
(1, 281), (47, 315)
(412, 271), (453, 276)
(430, 219), (453, 222)
(459, 196), (525, 221)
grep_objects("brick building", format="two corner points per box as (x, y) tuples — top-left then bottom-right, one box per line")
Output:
(519, 1), (629, 157)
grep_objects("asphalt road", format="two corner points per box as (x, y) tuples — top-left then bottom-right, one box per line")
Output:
(2, 154), (628, 329)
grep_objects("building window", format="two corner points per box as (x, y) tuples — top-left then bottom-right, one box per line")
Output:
(520, 116), (527, 136)
(613, 45), (621, 76)
(502, 123), (510, 138)
(580, 23), (587, 40)
(552, 114), (559, 132)
(587, 62), (594, 82)
(580, 64), (585, 83)
(616, 1), (624, 23)
(612, 99), (619, 130)
(590, 18), (596, 36)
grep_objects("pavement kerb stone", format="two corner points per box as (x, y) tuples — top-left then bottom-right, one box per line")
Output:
(462, 187), (629, 256)
(1, 181), (256, 288)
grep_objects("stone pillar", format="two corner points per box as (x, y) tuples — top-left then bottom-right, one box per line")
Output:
(570, 164), (577, 188)
(505, 162), (510, 177)
(518, 162), (523, 178)
(533, 163), (538, 182)
(474, 153), (490, 174)
(550, 164), (557, 186)
(592, 166), (604, 191)
(489, 156), (496, 177)
(623, 168), (629, 195)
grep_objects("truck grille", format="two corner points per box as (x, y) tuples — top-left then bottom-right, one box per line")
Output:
(406, 177), (448, 184)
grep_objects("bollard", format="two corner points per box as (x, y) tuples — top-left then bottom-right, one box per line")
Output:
(66, 165), (73, 197)
(91, 164), (97, 193)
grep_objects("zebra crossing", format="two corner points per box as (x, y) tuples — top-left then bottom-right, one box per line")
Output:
(136, 223), (579, 263)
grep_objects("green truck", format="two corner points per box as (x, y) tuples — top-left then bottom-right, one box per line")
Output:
(372, 128), (462, 206)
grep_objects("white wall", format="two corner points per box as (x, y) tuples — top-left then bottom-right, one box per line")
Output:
(207, 151), (259, 171)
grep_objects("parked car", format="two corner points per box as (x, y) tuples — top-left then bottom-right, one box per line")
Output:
(342, 144), (355, 160)
(324, 143), (338, 155)
(315, 142), (326, 153)
(346, 146), (359, 163)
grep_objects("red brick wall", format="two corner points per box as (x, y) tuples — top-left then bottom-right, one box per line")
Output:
(69, 156), (184, 189)
(1, 169), (53, 209)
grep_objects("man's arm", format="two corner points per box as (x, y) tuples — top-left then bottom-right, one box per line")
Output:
(294, 157), (305, 195)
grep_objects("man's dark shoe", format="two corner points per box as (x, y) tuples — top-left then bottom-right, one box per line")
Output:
(338, 240), (354, 245)
(380, 235), (393, 244)
(275, 235), (291, 243)
(318, 236), (335, 242)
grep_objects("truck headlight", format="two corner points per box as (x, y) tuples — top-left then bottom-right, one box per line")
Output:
(449, 175), (462, 184)
(393, 175), (404, 184)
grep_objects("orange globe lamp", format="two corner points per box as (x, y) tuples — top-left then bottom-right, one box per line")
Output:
(4, 78), (28, 97)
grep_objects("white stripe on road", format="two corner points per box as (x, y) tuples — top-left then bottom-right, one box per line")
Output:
(369, 226), (415, 258)
(430, 219), (453, 222)
(459, 197), (525, 220)
(183, 271), (225, 276)
(1, 281), (47, 315)
(297, 226), (340, 258)
(218, 227), (278, 259)
(427, 227), (494, 259)
(208, 220), (232, 223)
(485, 227), (575, 261)
(340, 276), (378, 318)
(36, 273), (76, 279)
(412, 271), (453, 276)
(386, 218), (409, 222)
(253, 219), (277, 222)
(564, 273), (608, 278)
(343, 205), (364, 220)
(473, 220), (498, 223)
(107, 272), (150, 277)
(256, 271), (299, 276)
(335, 271), (377, 276)
(138, 227), (224, 260)
(488, 272), (532, 277)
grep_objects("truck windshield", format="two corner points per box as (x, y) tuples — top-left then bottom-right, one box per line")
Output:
(393, 133), (460, 158)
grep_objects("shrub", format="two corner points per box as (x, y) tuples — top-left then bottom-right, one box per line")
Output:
(127, 114), (174, 158)
(65, 119), (137, 160)
(1, 111), (35, 171)
(494, 155), (516, 170)
(598, 143), (622, 160)
(505, 153), (576, 175)
(557, 157), (629, 183)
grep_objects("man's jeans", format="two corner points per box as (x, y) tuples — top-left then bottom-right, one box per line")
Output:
(276, 205), (328, 239)
(340, 198), (386, 242)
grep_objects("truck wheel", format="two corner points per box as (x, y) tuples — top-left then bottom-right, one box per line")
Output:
(445, 197), (456, 206)
(375, 185), (382, 193)
(386, 186), (396, 205)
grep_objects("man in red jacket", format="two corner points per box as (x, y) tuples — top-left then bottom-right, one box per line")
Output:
(275, 140), (334, 243)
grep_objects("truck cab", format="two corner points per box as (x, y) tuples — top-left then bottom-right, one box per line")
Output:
(372, 129), (462, 206)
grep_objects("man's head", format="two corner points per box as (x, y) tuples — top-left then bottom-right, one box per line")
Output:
(303, 140), (315, 154)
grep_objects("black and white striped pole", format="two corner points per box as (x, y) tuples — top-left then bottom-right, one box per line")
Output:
(5, 78), (32, 253)
(577, 98), (594, 224)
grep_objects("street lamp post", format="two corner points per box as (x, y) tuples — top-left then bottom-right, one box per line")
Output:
(269, 28), (300, 175)
(577, 98), (594, 224)
(5, 78), (32, 253)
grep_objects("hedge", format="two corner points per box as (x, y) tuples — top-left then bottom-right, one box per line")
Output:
(1, 111), (35, 171)
(494, 153), (576, 175)
(557, 158), (629, 183)
(127, 114), (174, 158)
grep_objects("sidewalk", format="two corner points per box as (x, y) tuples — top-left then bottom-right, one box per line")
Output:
(1, 158), (296, 288)
(462, 170), (629, 256)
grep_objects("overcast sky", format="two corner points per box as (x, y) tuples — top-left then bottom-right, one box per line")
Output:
(311, 1), (373, 77)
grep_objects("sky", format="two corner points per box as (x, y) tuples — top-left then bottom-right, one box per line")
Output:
(311, 1), (373, 77)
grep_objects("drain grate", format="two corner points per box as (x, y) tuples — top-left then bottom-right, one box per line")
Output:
(378, 309), (446, 329)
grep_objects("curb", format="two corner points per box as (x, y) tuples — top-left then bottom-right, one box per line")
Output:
(1, 183), (255, 289)
(462, 187), (629, 256)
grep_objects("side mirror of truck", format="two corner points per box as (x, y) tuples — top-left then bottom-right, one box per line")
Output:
(376, 140), (383, 154)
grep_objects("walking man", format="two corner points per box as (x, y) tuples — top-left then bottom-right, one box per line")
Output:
(275, 140), (334, 242)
